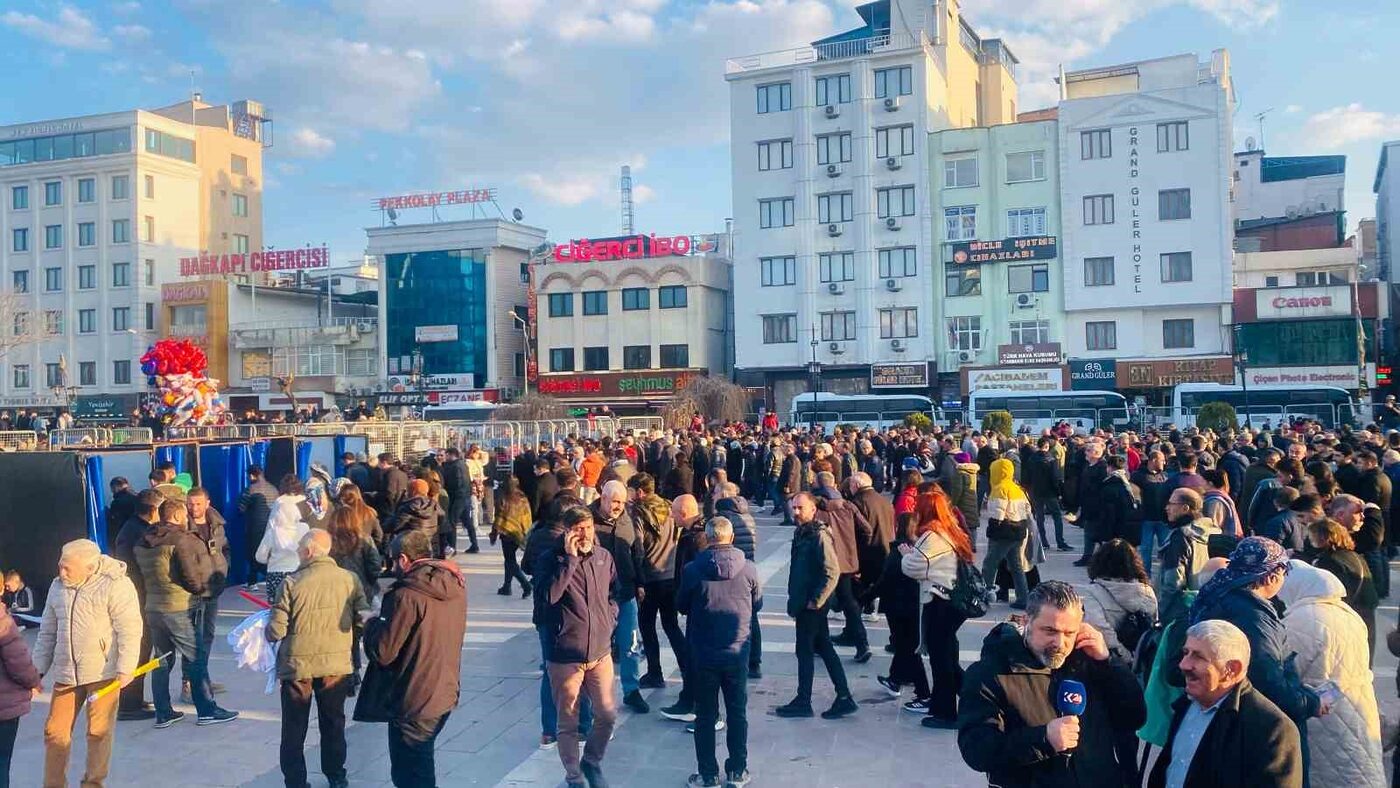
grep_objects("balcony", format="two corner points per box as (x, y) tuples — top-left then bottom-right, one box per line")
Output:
(725, 30), (929, 75)
(230, 316), (376, 350)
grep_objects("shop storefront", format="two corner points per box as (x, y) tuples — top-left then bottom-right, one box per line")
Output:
(535, 369), (704, 414)
(1117, 356), (1235, 403)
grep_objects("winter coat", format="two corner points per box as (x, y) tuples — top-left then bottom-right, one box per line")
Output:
(948, 462), (981, 531)
(779, 454), (802, 497)
(662, 461), (694, 502)
(493, 495), (533, 546)
(849, 485), (895, 578)
(32, 555), (142, 687)
(1311, 548), (1378, 620)
(1257, 510), (1307, 554)
(676, 546), (762, 668)
(257, 495), (312, 573)
(1276, 563), (1385, 788)
(190, 508), (230, 596)
(1132, 468), (1172, 523)
(0, 607), (40, 720)
(786, 520), (840, 617)
(135, 522), (213, 613)
(538, 546), (618, 664)
(1203, 490), (1241, 539)
(633, 494), (679, 584)
(332, 538), (382, 602)
(1097, 473), (1142, 544)
(590, 500), (645, 600)
(362, 559), (467, 721)
(958, 623), (1147, 788)
(1082, 578), (1158, 661)
(238, 479), (278, 543)
(862, 540), (921, 618)
(1243, 463), (1280, 527)
(1022, 451), (1062, 501)
(1355, 467), (1391, 513)
(714, 496), (759, 562)
(901, 530), (958, 603)
(1076, 460), (1109, 523)
(377, 466), (410, 517)
(1156, 515), (1219, 623)
(266, 556), (370, 681)
(894, 485), (917, 517)
(815, 495), (868, 575)
(1146, 679), (1302, 788)
(385, 496), (439, 539)
(529, 471), (560, 521)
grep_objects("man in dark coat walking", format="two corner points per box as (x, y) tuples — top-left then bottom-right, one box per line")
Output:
(844, 471), (895, 607)
(238, 466), (278, 585)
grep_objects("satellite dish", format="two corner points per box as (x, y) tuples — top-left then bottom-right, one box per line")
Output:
(1245, 136), (1256, 151)
(512, 208), (524, 222)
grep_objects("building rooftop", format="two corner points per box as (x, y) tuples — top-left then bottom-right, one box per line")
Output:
(1375, 140), (1400, 193)
(1235, 209), (1345, 232)
(1259, 154), (1345, 183)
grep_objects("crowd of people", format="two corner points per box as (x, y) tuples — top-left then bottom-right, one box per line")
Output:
(0, 411), (1398, 786)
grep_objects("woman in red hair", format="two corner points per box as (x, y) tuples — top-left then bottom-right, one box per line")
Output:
(900, 485), (975, 730)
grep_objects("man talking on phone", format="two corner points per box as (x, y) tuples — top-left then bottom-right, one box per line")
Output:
(958, 580), (1146, 787)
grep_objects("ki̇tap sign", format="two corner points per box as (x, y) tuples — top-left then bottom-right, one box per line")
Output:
(180, 246), (329, 277)
(552, 234), (716, 263)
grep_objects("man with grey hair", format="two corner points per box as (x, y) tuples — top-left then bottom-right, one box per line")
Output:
(1148, 619), (1301, 787)
(267, 529), (369, 788)
(677, 516), (761, 788)
(1327, 492), (1388, 598)
(844, 470), (895, 623)
(714, 481), (762, 679)
(960, 580), (1146, 786)
(590, 479), (648, 714)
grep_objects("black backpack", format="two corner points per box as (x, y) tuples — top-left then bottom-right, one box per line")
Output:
(933, 559), (994, 619)
(1093, 581), (1155, 657)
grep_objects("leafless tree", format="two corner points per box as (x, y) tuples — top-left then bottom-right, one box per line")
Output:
(494, 393), (567, 421)
(662, 376), (748, 428)
(0, 291), (38, 363)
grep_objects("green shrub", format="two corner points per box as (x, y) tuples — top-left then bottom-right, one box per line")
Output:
(836, 422), (861, 434)
(981, 410), (1014, 438)
(903, 412), (933, 433)
(1195, 401), (1238, 434)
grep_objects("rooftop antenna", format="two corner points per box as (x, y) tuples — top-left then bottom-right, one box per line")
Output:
(620, 165), (635, 235)
(1255, 107), (1274, 152)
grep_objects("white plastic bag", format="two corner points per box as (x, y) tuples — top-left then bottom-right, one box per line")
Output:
(226, 608), (279, 694)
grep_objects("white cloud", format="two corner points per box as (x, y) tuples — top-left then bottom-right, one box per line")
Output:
(1189, 0), (1278, 27)
(1285, 104), (1303, 114)
(1299, 103), (1400, 150)
(2, 6), (110, 50)
(521, 173), (606, 206)
(113, 23), (151, 42)
(112, 1), (142, 15)
(633, 183), (657, 205)
(284, 127), (337, 158)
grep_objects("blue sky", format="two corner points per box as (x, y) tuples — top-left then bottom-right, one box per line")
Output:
(2, 0), (1395, 264)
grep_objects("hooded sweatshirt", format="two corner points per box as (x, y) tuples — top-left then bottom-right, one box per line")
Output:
(364, 558), (467, 721)
(677, 545), (762, 668)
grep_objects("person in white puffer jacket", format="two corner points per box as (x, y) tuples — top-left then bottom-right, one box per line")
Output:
(1277, 559), (1385, 788)
(256, 474), (312, 604)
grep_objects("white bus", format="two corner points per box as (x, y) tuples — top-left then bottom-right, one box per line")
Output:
(789, 392), (935, 431)
(967, 389), (1130, 434)
(1170, 383), (1357, 429)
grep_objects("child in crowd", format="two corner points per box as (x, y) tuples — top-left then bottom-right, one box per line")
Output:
(2, 571), (35, 627)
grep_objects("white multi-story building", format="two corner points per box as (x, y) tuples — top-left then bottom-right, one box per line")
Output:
(1057, 52), (1235, 397)
(725, 0), (1017, 413)
(1377, 140), (1400, 283)
(1233, 145), (1345, 225)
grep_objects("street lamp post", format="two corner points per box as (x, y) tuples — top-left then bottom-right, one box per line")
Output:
(1233, 324), (1252, 429)
(512, 311), (532, 397)
(807, 325), (822, 429)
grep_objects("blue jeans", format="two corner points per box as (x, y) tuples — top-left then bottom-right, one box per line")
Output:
(148, 609), (215, 717)
(692, 656), (749, 779)
(614, 598), (641, 694)
(1139, 520), (1171, 573)
(539, 629), (591, 737)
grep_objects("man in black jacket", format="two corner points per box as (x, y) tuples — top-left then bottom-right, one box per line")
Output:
(530, 458), (561, 521)
(238, 465), (278, 585)
(440, 448), (470, 550)
(591, 480), (648, 714)
(1072, 440), (1109, 566)
(958, 581), (1146, 788)
(1147, 619), (1301, 788)
(112, 489), (163, 721)
(185, 487), (230, 703)
(1024, 438), (1070, 551)
(105, 477), (138, 548)
(374, 454), (410, 521)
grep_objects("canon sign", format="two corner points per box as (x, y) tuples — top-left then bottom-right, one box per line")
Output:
(1271, 295), (1333, 309)
(1254, 286), (1351, 320)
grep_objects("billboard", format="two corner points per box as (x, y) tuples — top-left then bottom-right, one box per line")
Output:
(950, 235), (1057, 265)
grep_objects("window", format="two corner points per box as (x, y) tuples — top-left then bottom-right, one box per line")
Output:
(44, 225), (61, 249)
(1007, 207), (1046, 237)
(234, 234), (249, 254)
(659, 285), (687, 309)
(111, 175), (128, 200)
(143, 258), (154, 286)
(1084, 256), (1115, 286)
(621, 288), (650, 310)
(756, 82), (792, 114)
(877, 186), (915, 218)
(77, 222), (95, 247)
(11, 186), (26, 209)
(582, 290), (608, 316)
(760, 256), (796, 287)
(12, 228), (27, 253)
(879, 307), (918, 339)
(143, 216), (154, 242)
(945, 265), (981, 296)
(111, 219), (130, 244)
(232, 154), (248, 175)
(1157, 121), (1189, 153)
(11, 365), (27, 389)
(817, 192), (853, 223)
(232, 193), (248, 217)
(875, 125), (915, 158)
(816, 133), (852, 165)
(1158, 188), (1191, 220)
(1086, 321), (1117, 350)
(44, 310), (63, 335)
(77, 178), (94, 203)
(946, 316), (982, 351)
(79, 361), (95, 386)
(112, 307), (130, 331)
(1006, 150), (1046, 183)
(660, 344), (689, 368)
(44, 267), (61, 292)
(1010, 319), (1050, 345)
(762, 314), (797, 344)
(112, 262), (130, 287)
(873, 66), (912, 98)
(758, 197), (794, 228)
(820, 310), (856, 341)
(145, 301), (154, 330)
(78, 265), (95, 289)
(46, 363), (62, 388)
(818, 252), (854, 283)
(757, 139), (792, 171)
(549, 348), (575, 372)
(814, 74), (851, 106)
(1163, 318), (1194, 349)
(879, 247), (916, 278)
(44, 181), (61, 206)
(1081, 129), (1111, 159)
(944, 206), (977, 240)
(11, 271), (26, 293)
(943, 158), (978, 188)
(1008, 263), (1049, 293)
(583, 346), (609, 371)
(144, 129), (195, 162)
(1160, 252), (1192, 283)
(12, 313), (27, 337)
(1265, 275), (1280, 287)
(144, 174), (155, 199)
(547, 293), (573, 317)
(1295, 270), (1349, 286)
(623, 345), (651, 370)
(1083, 194), (1115, 225)
(113, 360), (131, 385)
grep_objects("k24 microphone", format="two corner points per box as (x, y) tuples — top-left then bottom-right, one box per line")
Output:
(1056, 679), (1087, 717)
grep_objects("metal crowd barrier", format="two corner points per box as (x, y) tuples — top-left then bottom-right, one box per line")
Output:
(0, 431), (42, 451)
(49, 428), (108, 447)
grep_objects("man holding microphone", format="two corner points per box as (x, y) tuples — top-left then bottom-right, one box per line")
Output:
(958, 581), (1146, 787)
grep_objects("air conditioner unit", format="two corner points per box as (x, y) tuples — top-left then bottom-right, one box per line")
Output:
(890, 338), (906, 352)
(958, 350), (975, 362)
(885, 278), (901, 292)
(885, 217), (901, 231)
(885, 156), (901, 170)
(826, 164), (841, 178)
(828, 342), (844, 354)
(357, 321), (374, 333)
(883, 97), (900, 112)
(824, 104), (840, 118)
(1015, 293), (1036, 309)
(826, 223), (842, 237)
(827, 282), (845, 295)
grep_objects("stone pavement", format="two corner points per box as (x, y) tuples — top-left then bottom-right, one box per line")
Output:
(11, 508), (1400, 787)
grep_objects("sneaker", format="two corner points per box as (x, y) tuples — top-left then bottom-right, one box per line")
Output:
(852, 649), (872, 664)
(522, 583), (533, 599)
(688, 774), (721, 788)
(830, 633), (858, 647)
(1071, 558), (1091, 567)
(883, 643), (896, 654)
(774, 699), (814, 718)
(725, 769), (752, 788)
(638, 674), (667, 689)
(685, 719), (725, 734)
(660, 702), (697, 722)
(623, 690), (650, 714)
(118, 707), (157, 722)
(821, 695), (858, 719)
(747, 665), (762, 680)
(196, 707), (239, 726)
(464, 546), (480, 554)
(1057, 543), (1075, 552)
(862, 613), (880, 623)
(496, 586), (512, 596)
(580, 761), (609, 788)
(902, 698), (930, 714)
(153, 711), (185, 729)
(875, 675), (901, 697)
(920, 715), (957, 730)
(539, 734), (557, 751)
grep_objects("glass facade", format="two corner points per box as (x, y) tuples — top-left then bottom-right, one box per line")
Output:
(1237, 319), (1376, 367)
(0, 128), (132, 167)
(385, 248), (488, 384)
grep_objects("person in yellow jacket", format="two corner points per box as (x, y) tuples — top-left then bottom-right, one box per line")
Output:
(491, 477), (534, 598)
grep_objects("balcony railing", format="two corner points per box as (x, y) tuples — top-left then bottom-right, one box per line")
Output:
(229, 316), (375, 332)
(726, 30), (927, 75)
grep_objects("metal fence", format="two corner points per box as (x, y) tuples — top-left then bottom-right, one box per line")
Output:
(109, 427), (154, 445)
(49, 428), (109, 447)
(0, 431), (41, 451)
